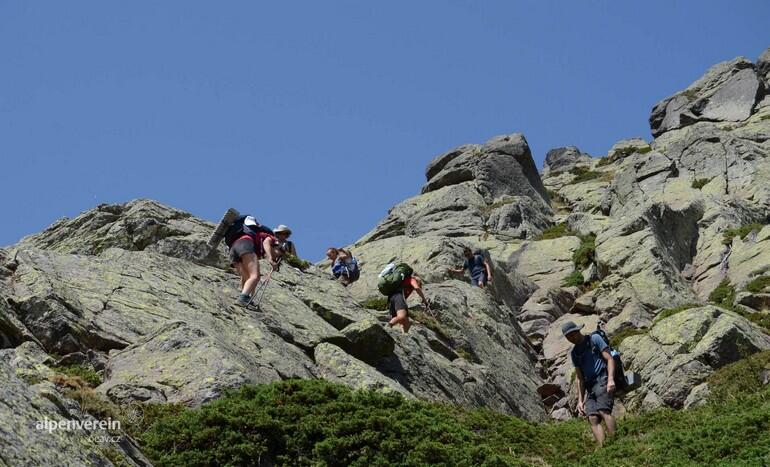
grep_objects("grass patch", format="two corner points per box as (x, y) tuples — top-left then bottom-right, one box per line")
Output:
(480, 197), (515, 217)
(723, 222), (764, 245)
(137, 378), (770, 467)
(411, 309), (451, 342)
(562, 270), (585, 287)
(51, 364), (101, 388)
(568, 167), (603, 184)
(746, 275), (770, 293)
(283, 253), (311, 271)
(707, 350), (770, 404)
(572, 234), (596, 269)
(609, 327), (648, 348)
(709, 279), (736, 310)
(761, 114), (770, 121)
(536, 222), (574, 240)
(654, 303), (701, 323)
(360, 296), (388, 311)
(691, 177), (712, 189)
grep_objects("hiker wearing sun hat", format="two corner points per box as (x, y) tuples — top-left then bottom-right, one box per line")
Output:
(273, 225), (297, 257)
(563, 320), (617, 447)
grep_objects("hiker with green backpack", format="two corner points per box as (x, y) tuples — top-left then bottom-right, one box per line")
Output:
(378, 263), (431, 333)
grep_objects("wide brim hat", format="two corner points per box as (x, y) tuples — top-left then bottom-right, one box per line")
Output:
(274, 225), (292, 235)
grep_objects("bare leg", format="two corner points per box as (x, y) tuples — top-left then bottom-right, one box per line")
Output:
(240, 253), (261, 296)
(589, 415), (605, 446)
(389, 309), (411, 333)
(600, 411), (616, 436)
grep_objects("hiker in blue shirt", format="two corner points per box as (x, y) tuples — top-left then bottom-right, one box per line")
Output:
(563, 321), (617, 447)
(447, 247), (493, 288)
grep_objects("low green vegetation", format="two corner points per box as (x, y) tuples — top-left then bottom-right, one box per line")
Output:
(136, 375), (770, 467)
(568, 167), (602, 184)
(691, 177), (711, 189)
(746, 275), (770, 293)
(480, 197), (515, 217)
(562, 270), (585, 287)
(599, 144), (653, 167)
(52, 364), (102, 387)
(723, 222), (764, 245)
(608, 327), (648, 348)
(572, 234), (596, 269)
(707, 350), (770, 404)
(536, 222), (574, 240)
(283, 253), (311, 271)
(360, 296), (388, 311)
(654, 303), (701, 323)
(411, 309), (451, 342)
(709, 278), (736, 310)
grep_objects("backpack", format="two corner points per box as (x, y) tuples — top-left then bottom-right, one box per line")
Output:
(377, 263), (413, 296)
(224, 215), (275, 248)
(590, 328), (628, 391)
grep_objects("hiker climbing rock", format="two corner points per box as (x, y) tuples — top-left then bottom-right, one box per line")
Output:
(274, 225), (297, 257)
(447, 247), (492, 288)
(326, 247), (360, 286)
(378, 263), (431, 333)
(563, 321), (617, 447)
(210, 211), (283, 308)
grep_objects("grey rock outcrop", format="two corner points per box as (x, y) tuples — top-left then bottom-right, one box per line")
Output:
(650, 57), (764, 136)
(542, 146), (592, 176)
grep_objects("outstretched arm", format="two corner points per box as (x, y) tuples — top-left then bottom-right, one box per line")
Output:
(602, 349), (616, 394)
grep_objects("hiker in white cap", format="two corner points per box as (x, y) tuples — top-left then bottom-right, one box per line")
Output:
(273, 225), (297, 257)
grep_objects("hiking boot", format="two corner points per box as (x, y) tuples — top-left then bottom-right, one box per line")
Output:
(234, 293), (251, 308)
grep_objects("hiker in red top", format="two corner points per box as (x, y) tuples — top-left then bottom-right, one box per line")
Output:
(226, 216), (283, 307)
(388, 273), (430, 333)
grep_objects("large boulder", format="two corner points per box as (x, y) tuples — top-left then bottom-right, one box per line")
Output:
(650, 57), (763, 137)
(620, 306), (770, 411)
(542, 146), (592, 176)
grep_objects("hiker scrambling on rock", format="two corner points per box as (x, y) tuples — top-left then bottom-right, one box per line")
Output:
(274, 225), (297, 257)
(378, 263), (431, 334)
(326, 247), (360, 286)
(447, 247), (492, 288)
(563, 321), (617, 446)
(225, 215), (283, 307)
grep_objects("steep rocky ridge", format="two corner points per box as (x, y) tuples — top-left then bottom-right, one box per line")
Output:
(1, 47), (770, 465)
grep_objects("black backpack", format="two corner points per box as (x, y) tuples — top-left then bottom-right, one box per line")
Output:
(224, 215), (274, 248)
(590, 328), (628, 391)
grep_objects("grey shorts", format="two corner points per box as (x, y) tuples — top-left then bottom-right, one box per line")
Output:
(585, 375), (614, 416)
(388, 291), (408, 318)
(229, 238), (256, 266)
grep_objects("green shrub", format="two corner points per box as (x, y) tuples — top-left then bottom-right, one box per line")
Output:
(691, 177), (711, 189)
(562, 270), (585, 287)
(360, 297), (388, 311)
(596, 156), (614, 167)
(137, 377), (770, 467)
(707, 350), (770, 404)
(411, 309), (451, 341)
(536, 223), (574, 240)
(52, 364), (101, 387)
(723, 223), (764, 245)
(283, 253), (311, 271)
(568, 167), (602, 184)
(733, 308), (770, 334)
(709, 279), (736, 310)
(609, 327), (648, 348)
(746, 275), (770, 293)
(654, 303), (701, 323)
(572, 234), (596, 269)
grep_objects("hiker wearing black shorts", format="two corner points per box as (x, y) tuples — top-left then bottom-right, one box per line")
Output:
(447, 247), (493, 288)
(227, 217), (282, 307)
(388, 273), (430, 334)
(563, 321), (617, 446)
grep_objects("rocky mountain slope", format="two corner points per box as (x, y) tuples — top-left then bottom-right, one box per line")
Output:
(1, 48), (769, 465)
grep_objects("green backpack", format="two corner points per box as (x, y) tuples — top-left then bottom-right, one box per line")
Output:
(378, 263), (414, 296)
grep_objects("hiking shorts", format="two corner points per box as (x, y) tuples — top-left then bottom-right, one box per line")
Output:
(388, 291), (408, 318)
(229, 238), (256, 266)
(585, 374), (614, 416)
(471, 270), (488, 286)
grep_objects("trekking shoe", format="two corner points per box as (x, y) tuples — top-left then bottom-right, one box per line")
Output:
(234, 293), (251, 308)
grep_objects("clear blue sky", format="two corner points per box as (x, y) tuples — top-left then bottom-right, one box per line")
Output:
(1, 1), (768, 260)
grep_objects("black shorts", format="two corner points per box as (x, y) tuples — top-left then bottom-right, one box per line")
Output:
(585, 374), (614, 416)
(229, 238), (256, 266)
(388, 291), (408, 318)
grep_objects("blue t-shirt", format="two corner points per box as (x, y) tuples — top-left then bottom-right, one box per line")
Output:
(570, 333), (608, 385)
(463, 255), (486, 278)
